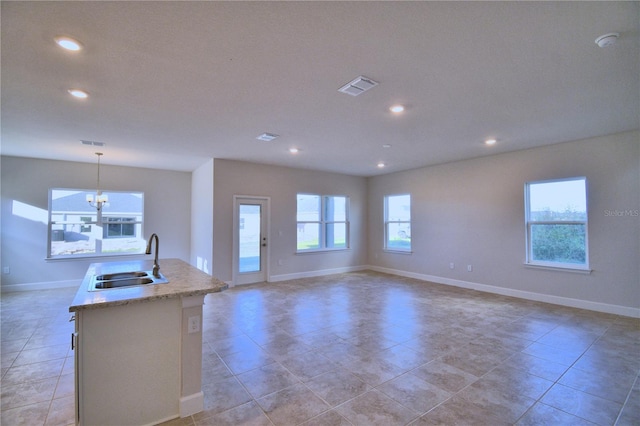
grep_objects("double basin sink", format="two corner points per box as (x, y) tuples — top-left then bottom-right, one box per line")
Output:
(89, 270), (169, 291)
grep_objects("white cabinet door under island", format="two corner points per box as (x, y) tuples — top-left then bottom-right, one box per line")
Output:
(69, 258), (227, 426)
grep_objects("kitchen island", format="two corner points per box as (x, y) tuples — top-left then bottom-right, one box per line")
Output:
(69, 258), (227, 426)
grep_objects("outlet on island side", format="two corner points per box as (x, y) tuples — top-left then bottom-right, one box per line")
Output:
(188, 316), (200, 334)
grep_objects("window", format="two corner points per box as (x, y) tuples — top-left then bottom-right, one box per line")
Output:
(385, 194), (411, 252)
(105, 217), (137, 238)
(48, 189), (145, 258)
(525, 177), (588, 270)
(297, 194), (349, 252)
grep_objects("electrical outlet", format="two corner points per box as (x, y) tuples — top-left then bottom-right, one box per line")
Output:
(467, 264), (473, 272)
(2, 267), (10, 274)
(188, 316), (200, 334)
(449, 262), (455, 270)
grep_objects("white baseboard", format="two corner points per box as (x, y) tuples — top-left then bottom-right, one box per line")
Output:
(1, 279), (81, 293)
(180, 391), (204, 417)
(141, 414), (178, 426)
(270, 265), (369, 283)
(5, 267), (637, 318)
(368, 265), (640, 318)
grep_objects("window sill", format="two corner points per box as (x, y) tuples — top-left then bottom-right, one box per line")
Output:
(524, 263), (592, 274)
(45, 253), (147, 262)
(383, 249), (413, 255)
(296, 248), (350, 255)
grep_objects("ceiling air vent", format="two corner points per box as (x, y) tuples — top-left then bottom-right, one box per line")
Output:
(256, 133), (279, 142)
(81, 140), (105, 147)
(338, 76), (378, 96)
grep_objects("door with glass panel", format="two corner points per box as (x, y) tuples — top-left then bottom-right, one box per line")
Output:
(234, 197), (269, 285)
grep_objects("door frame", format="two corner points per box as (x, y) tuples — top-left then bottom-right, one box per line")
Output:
(232, 195), (271, 286)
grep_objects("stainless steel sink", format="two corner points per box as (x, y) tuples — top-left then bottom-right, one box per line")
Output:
(89, 270), (169, 291)
(94, 277), (155, 289)
(95, 271), (148, 281)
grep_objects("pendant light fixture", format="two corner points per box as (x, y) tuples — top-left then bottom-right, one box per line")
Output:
(86, 152), (109, 210)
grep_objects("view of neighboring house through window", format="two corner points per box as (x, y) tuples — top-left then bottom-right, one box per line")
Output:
(525, 177), (588, 270)
(48, 189), (145, 258)
(385, 194), (411, 252)
(297, 194), (349, 251)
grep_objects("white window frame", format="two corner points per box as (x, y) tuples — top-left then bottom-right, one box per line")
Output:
(384, 194), (412, 253)
(296, 194), (350, 253)
(47, 188), (145, 259)
(524, 177), (590, 271)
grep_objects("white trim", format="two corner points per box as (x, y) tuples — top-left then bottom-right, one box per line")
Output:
(270, 265), (368, 283)
(383, 249), (413, 255)
(1, 279), (80, 293)
(140, 414), (179, 426)
(524, 177), (589, 269)
(368, 265), (640, 318)
(524, 263), (592, 274)
(7, 267), (637, 318)
(232, 195), (271, 286)
(384, 193), (412, 252)
(45, 253), (148, 262)
(179, 391), (204, 417)
(295, 248), (351, 255)
(296, 194), (350, 252)
(181, 295), (205, 308)
(48, 187), (145, 260)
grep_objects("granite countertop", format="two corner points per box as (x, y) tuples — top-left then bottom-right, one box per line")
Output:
(69, 258), (227, 312)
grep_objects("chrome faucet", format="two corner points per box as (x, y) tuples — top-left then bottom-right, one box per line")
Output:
(145, 233), (160, 277)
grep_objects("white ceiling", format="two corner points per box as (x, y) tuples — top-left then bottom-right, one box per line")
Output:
(1, 1), (638, 176)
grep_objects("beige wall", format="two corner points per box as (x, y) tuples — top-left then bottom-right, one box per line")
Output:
(1, 156), (192, 289)
(368, 131), (640, 314)
(3, 131), (638, 315)
(212, 159), (368, 282)
(191, 159), (213, 274)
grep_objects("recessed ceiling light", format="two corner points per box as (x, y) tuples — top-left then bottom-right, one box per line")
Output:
(390, 105), (405, 113)
(382, 144), (392, 148)
(68, 89), (89, 99)
(289, 148), (299, 154)
(377, 162), (385, 168)
(55, 36), (83, 51)
(485, 139), (497, 146)
(256, 133), (279, 142)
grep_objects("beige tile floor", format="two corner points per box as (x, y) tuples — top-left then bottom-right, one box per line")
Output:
(2, 271), (638, 425)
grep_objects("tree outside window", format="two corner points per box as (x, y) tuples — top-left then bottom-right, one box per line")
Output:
(525, 178), (589, 269)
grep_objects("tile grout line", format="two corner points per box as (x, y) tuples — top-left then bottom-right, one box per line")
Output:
(515, 321), (619, 425)
(613, 373), (640, 426)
